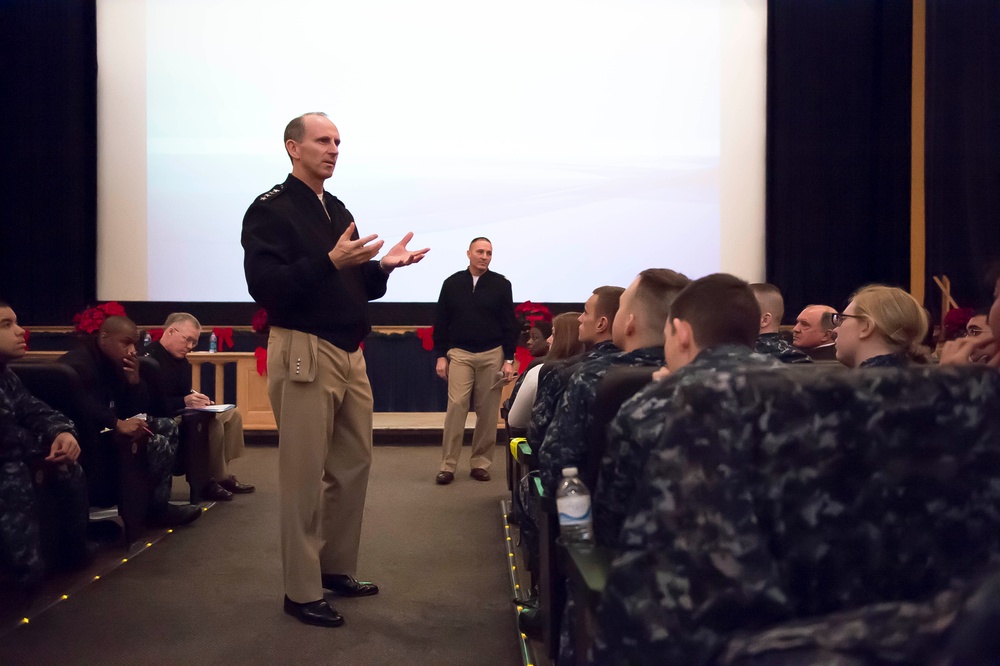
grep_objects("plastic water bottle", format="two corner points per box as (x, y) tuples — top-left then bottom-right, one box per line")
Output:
(209, 332), (218, 353)
(556, 467), (593, 544)
(143, 331), (152, 347)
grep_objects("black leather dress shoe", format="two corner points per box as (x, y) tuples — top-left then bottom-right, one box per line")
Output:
(219, 475), (255, 494)
(283, 596), (344, 627)
(470, 468), (490, 482)
(148, 503), (202, 528)
(202, 481), (234, 502)
(321, 574), (380, 597)
(436, 471), (454, 485)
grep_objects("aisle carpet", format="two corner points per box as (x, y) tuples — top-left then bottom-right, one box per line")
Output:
(0, 445), (520, 665)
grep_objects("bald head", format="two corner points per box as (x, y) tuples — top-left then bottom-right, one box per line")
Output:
(792, 304), (836, 349)
(750, 283), (785, 334)
(98, 316), (139, 365)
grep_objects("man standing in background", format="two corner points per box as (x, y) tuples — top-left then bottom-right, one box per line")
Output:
(242, 112), (428, 628)
(433, 238), (518, 485)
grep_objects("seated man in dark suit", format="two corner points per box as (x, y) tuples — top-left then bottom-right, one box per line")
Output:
(791, 304), (838, 360)
(60, 316), (200, 528)
(0, 301), (89, 592)
(145, 313), (254, 501)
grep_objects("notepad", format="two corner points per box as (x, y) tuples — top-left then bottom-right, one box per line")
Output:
(190, 404), (236, 413)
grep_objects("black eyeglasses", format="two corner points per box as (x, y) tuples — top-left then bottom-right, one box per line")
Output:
(829, 312), (864, 328)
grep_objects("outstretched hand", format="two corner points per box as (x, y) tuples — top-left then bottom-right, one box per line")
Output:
(329, 222), (384, 270)
(379, 232), (430, 272)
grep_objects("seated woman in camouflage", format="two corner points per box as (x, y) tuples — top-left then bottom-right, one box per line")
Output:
(830, 284), (931, 368)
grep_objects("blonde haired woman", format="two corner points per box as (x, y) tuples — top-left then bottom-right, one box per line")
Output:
(832, 285), (930, 368)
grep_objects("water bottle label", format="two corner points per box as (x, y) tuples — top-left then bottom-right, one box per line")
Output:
(557, 495), (591, 525)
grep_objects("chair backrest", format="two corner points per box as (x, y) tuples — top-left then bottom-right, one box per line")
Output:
(582, 366), (655, 490)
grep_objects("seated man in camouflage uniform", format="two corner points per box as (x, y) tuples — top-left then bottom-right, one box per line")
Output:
(60, 316), (200, 528)
(538, 269), (689, 496)
(594, 359), (1000, 665)
(594, 274), (782, 548)
(0, 301), (89, 591)
(526, 286), (625, 451)
(749, 282), (811, 364)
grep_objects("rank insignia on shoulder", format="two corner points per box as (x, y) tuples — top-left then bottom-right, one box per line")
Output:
(259, 185), (284, 202)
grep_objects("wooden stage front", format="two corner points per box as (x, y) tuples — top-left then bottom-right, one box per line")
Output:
(247, 413), (504, 446)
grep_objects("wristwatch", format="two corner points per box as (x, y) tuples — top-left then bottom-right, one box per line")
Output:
(505, 359), (514, 365)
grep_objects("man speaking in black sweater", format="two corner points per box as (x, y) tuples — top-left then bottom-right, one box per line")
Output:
(433, 238), (518, 485)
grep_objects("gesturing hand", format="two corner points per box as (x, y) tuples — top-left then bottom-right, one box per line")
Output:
(328, 222), (384, 270)
(379, 232), (430, 272)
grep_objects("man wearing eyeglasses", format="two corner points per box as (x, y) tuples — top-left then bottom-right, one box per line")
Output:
(791, 304), (838, 360)
(145, 313), (254, 502)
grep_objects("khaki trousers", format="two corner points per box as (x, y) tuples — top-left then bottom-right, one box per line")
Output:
(267, 327), (373, 603)
(207, 408), (245, 481)
(440, 346), (503, 473)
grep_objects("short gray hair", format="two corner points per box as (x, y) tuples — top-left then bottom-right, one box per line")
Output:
(164, 312), (201, 330)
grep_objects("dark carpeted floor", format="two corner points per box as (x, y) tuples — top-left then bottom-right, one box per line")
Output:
(0, 445), (520, 665)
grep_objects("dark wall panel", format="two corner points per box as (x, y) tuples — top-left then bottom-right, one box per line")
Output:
(925, 0), (1000, 309)
(766, 0), (912, 318)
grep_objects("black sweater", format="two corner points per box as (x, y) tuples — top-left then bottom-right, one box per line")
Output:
(241, 174), (389, 352)
(60, 339), (150, 432)
(433, 269), (518, 358)
(144, 341), (191, 416)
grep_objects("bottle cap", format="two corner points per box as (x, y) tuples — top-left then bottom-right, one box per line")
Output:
(562, 467), (578, 477)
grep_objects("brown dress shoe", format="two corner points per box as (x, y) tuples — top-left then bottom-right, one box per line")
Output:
(435, 471), (455, 485)
(470, 468), (490, 482)
(219, 475), (255, 494)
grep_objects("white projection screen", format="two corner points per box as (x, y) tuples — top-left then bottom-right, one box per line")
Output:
(96, 0), (766, 303)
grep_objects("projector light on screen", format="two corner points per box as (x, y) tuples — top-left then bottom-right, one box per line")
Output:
(97, 0), (766, 303)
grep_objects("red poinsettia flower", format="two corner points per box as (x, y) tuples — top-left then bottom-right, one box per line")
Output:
(73, 302), (128, 334)
(252, 308), (270, 334)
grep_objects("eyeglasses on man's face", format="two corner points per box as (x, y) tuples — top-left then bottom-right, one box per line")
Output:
(168, 326), (200, 348)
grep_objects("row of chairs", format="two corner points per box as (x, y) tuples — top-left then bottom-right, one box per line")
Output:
(505, 365), (654, 663)
(10, 357), (212, 546)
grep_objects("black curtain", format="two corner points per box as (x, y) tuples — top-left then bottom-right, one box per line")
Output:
(0, 1), (97, 324)
(766, 0), (913, 318)
(925, 0), (1000, 309)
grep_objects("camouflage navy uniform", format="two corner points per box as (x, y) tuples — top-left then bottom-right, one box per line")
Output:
(754, 332), (812, 364)
(527, 340), (620, 450)
(858, 352), (907, 368)
(593, 364), (1000, 665)
(1, 367), (88, 587)
(538, 346), (664, 496)
(60, 341), (179, 511)
(538, 346), (664, 666)
(513, 342), (622, 591)
(593, 345), (782, 547)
